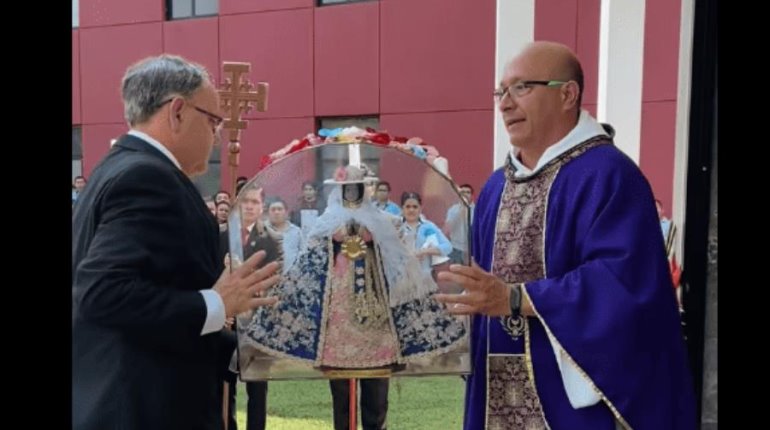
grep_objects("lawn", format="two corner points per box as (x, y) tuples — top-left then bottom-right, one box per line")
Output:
(232, 376), (466, 429)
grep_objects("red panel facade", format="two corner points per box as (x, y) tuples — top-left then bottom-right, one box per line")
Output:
(643, 0), (682, 102)
(219, 10), (314, 119)
(639, 101), (677, 215)
(220, 0), (313, 15)
(381, 110), (495, 194)
(640, 0), (682, 209)
(221, 117), (316, 183)
(72, 1), (680, 208)
(535, 0), (578, 51)
(80, 23), (164, 124)
(79, 0), (163, 28)
(82, 123), (128, 175)
(314, 1), (379, 116)
(380, 0), (496, 113)
(163, 17), (221, 84)
(73, 30), (82, 124)
(576, 0), (601, 106)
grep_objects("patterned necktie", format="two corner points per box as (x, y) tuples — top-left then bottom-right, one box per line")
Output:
(241, 227), (250, 247)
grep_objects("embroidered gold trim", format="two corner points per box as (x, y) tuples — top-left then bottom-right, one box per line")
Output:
(313, 238), (336, 367)
(341, 234), (367, 260)
(500, 314), (525, 340)
(534, 155), (633, 429)
(485, 351), (549, 430)
(524, 318), (552, 429)
(375, 244), (405, 363)
(350, 249), (388, 329)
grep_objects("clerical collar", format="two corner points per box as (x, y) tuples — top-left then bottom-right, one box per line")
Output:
(128, 130), (182, 171)
(508, 110), (609, 178)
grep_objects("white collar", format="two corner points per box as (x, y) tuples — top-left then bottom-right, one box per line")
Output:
(509, 110), (608, 178)
(128, 130), (182, 171)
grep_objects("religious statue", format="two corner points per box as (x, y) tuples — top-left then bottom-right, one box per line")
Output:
(239, 164), (468, 371)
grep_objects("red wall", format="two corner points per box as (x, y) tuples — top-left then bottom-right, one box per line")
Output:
(219, 9), (315, 120)
(221, 117), (316, 182)
(534, 0), (682, 212)
(80, 0), (163, 28)
(314, 1), (379, 116)
(220, 0), (313, 15)
(535, 0), (600, 107)
(82, 123), (127, 172)
(73, 0), (680, 208)
(79, 23), (164, 125)
(163, 17), (221, 84)
(72, 30), (81, 125)
(381, 111), (493, 196)
(73, 0), (496, 194)
(380, 0), (495, 113)
(640, 0), (682, 215)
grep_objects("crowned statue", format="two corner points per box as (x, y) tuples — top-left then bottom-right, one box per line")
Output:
(238, 167), (467, 372)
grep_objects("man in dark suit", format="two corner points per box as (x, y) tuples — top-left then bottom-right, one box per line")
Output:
(72, 54), (280, 430)
(219, 186), (281, 430)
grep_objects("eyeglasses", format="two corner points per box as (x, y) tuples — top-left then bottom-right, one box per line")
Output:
(192, 105), (224, 129)
(159, 98), (224, 129)
(493, 80), (568, 102)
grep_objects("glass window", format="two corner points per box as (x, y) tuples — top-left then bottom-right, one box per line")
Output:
(72, 127), (83, 181)
(168, 0), (218, 20)
(318, 0), (372, 6)
(72, 0), (79, 28)
(191, 148), (222, 198)
(194, 0), (218, 16)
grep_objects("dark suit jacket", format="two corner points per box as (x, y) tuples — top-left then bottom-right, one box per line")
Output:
(218, 224), (281, 267)
(72, 134), (236, 430)
(217, 222), (280, 386)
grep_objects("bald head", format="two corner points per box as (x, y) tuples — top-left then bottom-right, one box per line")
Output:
(510, 42), (584, 108)
(497, 41), (586, 167)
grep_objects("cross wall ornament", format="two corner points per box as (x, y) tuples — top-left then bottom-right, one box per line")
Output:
(217, 62), (269, 195)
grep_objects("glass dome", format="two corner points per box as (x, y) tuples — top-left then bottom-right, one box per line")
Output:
(227, 132), (472, 381)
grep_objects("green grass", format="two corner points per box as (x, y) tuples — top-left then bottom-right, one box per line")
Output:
(233, 376), (465, 429)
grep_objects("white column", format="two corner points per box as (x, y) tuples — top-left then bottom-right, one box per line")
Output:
(597, 0), (646, 163)
(493, 0), (535, 169)
(672, 0), (696, 260)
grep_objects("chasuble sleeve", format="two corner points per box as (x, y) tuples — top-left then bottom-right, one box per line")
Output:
(522, 148), (690, 426)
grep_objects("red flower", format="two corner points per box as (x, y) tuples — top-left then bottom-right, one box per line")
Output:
(258, 155), (273, 170)
(333, 166), (347, 181)
(287, 137), (311, 155)
(367, 132), (392, 145)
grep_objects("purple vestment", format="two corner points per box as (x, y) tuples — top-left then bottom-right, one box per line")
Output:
(464, 138), (696, 430)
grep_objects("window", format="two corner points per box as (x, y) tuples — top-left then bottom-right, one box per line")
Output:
(316, 116), (380, 185)
(72, 0), (79, 28)
(191, 145), (222, 198)
(167, 0), (218, 20)
(318, 0), (374, 6)
(72, 127), (83, 180)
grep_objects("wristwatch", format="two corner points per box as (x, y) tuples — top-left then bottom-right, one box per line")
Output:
(508, 283), (523, 318)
